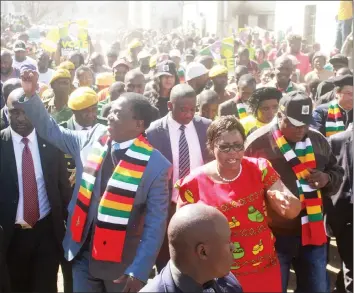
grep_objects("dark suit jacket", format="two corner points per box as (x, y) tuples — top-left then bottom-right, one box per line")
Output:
(327, 129), (353, 235)
(0, 108), (8, 131)
(0, 127), (71, 255)
(140, 262), (243, 293)
(218, 98), (239, 118)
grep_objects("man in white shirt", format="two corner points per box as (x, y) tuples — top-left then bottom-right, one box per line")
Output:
(0, 87), (71, 292)
(12, 40), (38, 71)
(37, 50), (54, 85)
(146, 83), (212, 272)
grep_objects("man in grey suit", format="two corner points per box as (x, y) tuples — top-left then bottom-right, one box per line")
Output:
(146, 84), (212, 271)
(14, 69), (172, 292)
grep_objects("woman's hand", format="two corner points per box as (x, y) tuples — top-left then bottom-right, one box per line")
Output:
(266, 179), (302, 219)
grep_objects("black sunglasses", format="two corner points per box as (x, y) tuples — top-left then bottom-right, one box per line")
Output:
(216, 143), (244, 153)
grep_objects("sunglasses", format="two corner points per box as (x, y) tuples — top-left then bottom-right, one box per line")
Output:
(216, 143), (244, 153)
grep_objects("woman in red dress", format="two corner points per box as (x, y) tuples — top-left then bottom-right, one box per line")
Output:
(176, 116), (301, 292)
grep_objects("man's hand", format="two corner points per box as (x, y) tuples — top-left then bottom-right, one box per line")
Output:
(267, 190), (290, 216)
(113, 274), (144, 292)
(21, 69), (38, 98)
(307, 168), (330, 189)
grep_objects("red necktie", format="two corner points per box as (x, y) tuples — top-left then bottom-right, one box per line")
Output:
(22, 137), (39, 227)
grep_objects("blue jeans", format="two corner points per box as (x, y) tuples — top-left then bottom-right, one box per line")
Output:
(275, 235), (329, 293)
(335, 18), (353, 50)
(72, 249), (125, 292)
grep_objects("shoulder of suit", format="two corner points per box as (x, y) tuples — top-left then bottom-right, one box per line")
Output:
(146, 116), (166, 132)
(150, 148), (172, 169)
(0, 126), (11, 140)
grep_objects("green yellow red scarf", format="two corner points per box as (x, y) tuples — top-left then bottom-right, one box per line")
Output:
(71, 133), (153, 262)
(272, 124), (327, 246)
(325, 100), (345, 137)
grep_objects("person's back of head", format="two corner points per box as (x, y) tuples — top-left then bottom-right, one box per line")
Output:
(168, 203), (233, 281)
(2, 78), (21, 104)
(197, 89), (219, 120)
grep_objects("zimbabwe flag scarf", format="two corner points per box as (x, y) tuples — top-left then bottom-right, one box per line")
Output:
(325, 100), (345, 137)
(236, 97), (248, 119)
(272, 124), (327, 246)
(70, 133), (153, 262)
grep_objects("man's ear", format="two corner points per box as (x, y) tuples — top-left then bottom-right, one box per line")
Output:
(167, 101), (173, 111)
(196, 243), (209, 260)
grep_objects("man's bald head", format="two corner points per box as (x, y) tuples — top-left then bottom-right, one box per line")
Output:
(170, 83), (196, 103)
(168, 203), (233, 280)
(2, 78), (21, 103)
(7, 87), (24, 109)
(124, 69), (146, 94)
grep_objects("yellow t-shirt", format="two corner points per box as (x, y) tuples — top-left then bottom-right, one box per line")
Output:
(338, 1), (353, 21)
(240, 115), (266, 136)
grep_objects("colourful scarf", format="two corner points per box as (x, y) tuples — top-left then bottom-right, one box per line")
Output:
(71, 133), (153, 262)
(236, 100), (248, 119)
(272, 125), (327, 246)
(325, 100), (345, 137)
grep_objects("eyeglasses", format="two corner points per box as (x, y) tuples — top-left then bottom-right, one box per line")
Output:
(216, 143), (244, 153)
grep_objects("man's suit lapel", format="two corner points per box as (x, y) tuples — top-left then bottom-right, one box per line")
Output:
(2, 128), (18, 189)
(193, 116), (208, 162)
(157, 115), (173, 163)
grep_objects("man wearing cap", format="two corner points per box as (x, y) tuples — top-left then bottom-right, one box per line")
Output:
(95, 72), (115, 102)
(1, 50), (20, 83)
(185, 62), (209, 95)
(13, 68), (171, 292)
(12, 40), (37, 71)
(170, 49), (185, 83)
(245, 91), (344, 293)
(113, 59), (131, 83)
(127, 39), (143, 69)
(137, 50), (152, 76)
(312, 74), (353, 137)
(182, 48), (196, 68)
(329, 54), (350, 76)
(43, 68), (73, 124)
(209, 65), (235, 104)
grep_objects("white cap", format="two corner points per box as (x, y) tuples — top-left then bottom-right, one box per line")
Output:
(185, 62), (208, 81)
(137, 50), (151, 61)
(169, 49), (181, 58)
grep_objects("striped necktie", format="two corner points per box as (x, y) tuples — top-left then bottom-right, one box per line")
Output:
(179, 125), (190, 179)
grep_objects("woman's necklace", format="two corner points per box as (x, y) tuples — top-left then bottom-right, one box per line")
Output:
(216, 164), (242, 182)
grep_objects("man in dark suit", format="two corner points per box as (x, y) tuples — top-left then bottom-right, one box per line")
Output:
(218, 73), (256, 118)
(0, 87), (71, 292)
(328, 127), (353, 293)
(146, 84), (212, 271)
(140, 204), (243, 293)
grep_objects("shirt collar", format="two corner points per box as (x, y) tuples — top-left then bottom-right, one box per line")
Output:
(10, 128), (36, 144)
(112, 138), (135, 150)
(73, 118), (92, 131)
(168, 112), (194, 130)
(169, 261), (203, 293)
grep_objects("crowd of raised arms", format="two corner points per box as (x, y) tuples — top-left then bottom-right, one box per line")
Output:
(0, 5), (353, 293)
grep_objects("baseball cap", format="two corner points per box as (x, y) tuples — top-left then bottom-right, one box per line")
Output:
(19, 63), (37, 75)
(137, 50), (151, 61)
(170, 49), (181, 58)
(13, 40), (26, 52)
(112, 59), (131, 70)
(155, 60), (177, 77)
(185, 62), (208, 82)
(279, 91), (314, 126)
(329, 54), (349, 66)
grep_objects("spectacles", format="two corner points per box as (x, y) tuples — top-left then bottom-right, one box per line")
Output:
(216, 143), (244, 153)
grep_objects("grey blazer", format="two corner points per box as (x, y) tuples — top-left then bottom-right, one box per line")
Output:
(15, 94), (172, 282)
(146, 114), (212, 166)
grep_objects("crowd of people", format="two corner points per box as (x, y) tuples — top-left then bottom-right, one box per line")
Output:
(0, 5), (353, 293)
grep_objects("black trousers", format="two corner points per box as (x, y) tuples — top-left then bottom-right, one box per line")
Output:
(6, 215), (60, 293)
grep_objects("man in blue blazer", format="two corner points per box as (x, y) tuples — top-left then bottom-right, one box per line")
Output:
(140, 204), (243, 293)
(146, 84), (212, 271)
(14, 69), (172, 292)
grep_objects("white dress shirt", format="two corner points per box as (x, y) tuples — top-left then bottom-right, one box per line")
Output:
(11, 128), (50, 225)
(167, 114), (203, 202)
(38, 68), (55, 85)
(73, 119), (92, 131)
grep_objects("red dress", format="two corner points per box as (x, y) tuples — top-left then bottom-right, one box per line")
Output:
(176, 157), (282, 292)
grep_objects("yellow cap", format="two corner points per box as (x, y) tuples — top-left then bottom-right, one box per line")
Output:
(209, 65), (228, 78)
(129, 38), (143, 50)
(68, 87), (98, 111)
(95, 72), (114, 87)
(58, 61), (75, 71)
(49, 68), (71, 84)
(149, 54), (158, 68)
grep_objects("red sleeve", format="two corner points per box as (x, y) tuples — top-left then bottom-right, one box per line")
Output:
(175, 174), (200, 208)
(257, 158), (280, 189)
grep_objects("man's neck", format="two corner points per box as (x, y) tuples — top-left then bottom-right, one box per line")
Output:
(171, 260), (211, 286)
(160, 88), (170, 97)
(276, 79), (290, 90)
(54, 97), (67, 110)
